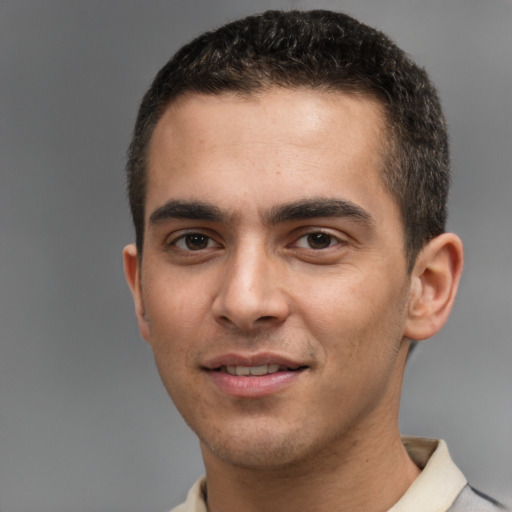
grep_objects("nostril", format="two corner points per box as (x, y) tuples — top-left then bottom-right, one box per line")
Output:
(255, 315), (285, 327)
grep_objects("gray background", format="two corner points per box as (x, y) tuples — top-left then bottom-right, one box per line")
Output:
(1, 1), (511, 511)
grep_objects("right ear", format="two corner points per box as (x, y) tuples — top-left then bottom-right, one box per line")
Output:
(123, 244), (151, 341)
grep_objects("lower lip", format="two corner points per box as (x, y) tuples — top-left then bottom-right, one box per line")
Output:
(207, 370), (303, 398)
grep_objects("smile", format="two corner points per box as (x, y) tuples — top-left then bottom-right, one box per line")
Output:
(219, 364), (291, 376)
(206, 359), (307, 398)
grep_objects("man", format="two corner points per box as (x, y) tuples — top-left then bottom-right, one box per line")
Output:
(123, 10), (505, 512)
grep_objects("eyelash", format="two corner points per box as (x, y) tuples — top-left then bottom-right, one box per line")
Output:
(167, 229), (344, 253)
(292, 231), (343, 250)
(168, 232), (221, 251)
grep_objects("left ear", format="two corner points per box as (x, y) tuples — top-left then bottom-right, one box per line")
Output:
(404, 233), (464, 341)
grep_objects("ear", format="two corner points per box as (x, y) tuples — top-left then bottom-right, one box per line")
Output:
(123, 244), (151, 342)
(404, 233), (464, 341)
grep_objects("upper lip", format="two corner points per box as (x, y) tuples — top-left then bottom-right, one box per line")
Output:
(202, 352), (307, 370)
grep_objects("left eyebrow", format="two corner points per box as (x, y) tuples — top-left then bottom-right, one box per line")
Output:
(264, 197), (375, 226)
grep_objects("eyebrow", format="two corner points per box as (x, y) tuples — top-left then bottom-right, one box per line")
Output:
(149, 200), (225, 225)
(265, 197), (375, 226)
(148, 197), (374, 227)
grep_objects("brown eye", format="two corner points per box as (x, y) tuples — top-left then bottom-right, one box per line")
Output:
(306, 233), (334, 249)
(172, 233), (215, 251)
(184, 234), (209, 250)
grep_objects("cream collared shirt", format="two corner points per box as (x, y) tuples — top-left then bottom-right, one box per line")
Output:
(170, 437), (468, 512)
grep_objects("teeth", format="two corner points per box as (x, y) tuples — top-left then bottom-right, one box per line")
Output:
(248, 365), (266, 376)
(225, 364), (283, 376)
(236, 366), (250, 376)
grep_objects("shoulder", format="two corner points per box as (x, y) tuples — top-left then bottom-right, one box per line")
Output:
(448, 485), (509, 511)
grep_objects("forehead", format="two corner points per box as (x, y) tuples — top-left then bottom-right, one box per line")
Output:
(146, 88), (396, 226)
(152, 88), (386, 157)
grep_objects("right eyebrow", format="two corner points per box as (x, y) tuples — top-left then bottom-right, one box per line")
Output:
(148, 200), (226, 225)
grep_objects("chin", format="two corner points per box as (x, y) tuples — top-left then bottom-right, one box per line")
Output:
(204, 439), (305, 470)
(197, 422), (320, 471)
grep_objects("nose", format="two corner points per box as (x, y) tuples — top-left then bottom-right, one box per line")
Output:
(211, 245), (291, 332)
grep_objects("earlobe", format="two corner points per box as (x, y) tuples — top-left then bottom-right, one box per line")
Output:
(123, 244), (151, 341)
(404, 233), (464, 341)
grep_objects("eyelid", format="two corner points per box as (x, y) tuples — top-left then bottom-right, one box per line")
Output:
(165, 229), (222, 251)
(290, 228), (347, 249)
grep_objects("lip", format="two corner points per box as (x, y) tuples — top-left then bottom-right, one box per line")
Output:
(202, 352), (308, 398)
(203, 352), (305, 370)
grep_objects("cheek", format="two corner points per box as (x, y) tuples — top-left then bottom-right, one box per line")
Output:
(141, 278), (202, 377)
(144, 279), (209, 408)
(296, 268), (407, 365)
(296, 271), (379, 335)
(144, 268), (209, 330)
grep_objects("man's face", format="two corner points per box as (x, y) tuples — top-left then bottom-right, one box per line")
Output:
(125, 88), (415, 469)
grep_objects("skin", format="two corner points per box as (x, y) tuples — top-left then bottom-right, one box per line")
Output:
(124, 88), (463, 512)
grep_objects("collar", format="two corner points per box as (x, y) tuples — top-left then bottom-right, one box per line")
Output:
(388, 437), (467, 512)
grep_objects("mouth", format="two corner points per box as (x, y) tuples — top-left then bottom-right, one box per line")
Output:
(203, 355), (309, 397)
(212, 364), (307, 376)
